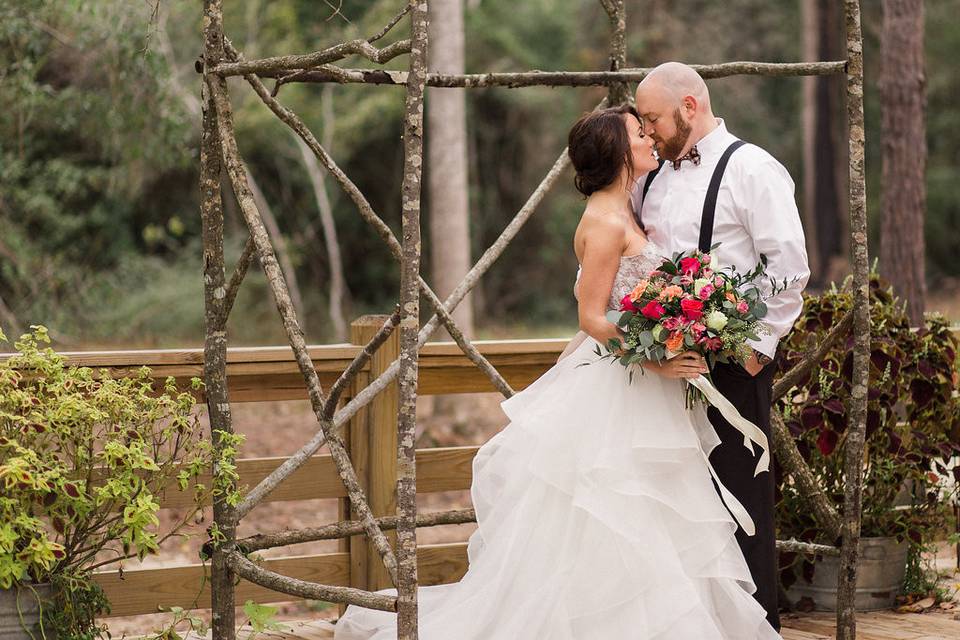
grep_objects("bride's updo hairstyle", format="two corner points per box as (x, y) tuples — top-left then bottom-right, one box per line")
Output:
(567, 104), (640, 197)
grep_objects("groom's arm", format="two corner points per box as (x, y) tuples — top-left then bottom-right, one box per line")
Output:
(739, 158), (810, 361)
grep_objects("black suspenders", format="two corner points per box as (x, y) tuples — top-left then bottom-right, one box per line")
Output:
(698, 140), (746, 252)
(632, 160), (664, 230)
(638, 140), (747, 252)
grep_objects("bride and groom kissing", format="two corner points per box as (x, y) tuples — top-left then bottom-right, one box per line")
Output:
(336, 61), (810, 639)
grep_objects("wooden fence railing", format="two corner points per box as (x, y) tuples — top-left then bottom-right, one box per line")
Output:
(64, 315), (567, 618)
(15, 319), (958, 618)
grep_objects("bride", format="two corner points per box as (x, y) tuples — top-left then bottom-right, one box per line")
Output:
(334, 105), (782, 639)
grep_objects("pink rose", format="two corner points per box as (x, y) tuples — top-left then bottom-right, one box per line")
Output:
(702, 268), (714, 279)
(697, 284), (715, 300)
(641, 300), (666, 320)
(714, 276), (725, 288)
(736, 300), (750, 314)
(620, 294), (637, 312)
(704, 336), (723, 351)
(679, 257), (701, 276)
(679, 274), (694, 286)
(691, 322), (706, 338)
(701, 253), (712, 265)
(662, 317), (682, 331)
(680, 298), (704, 321)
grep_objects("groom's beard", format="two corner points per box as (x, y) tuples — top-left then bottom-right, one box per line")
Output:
(655, 109), (693, 161)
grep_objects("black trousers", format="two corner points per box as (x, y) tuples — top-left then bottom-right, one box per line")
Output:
(706, 360), (780, 632)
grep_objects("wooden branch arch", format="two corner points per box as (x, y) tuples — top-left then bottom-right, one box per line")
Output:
(198, 1), (871, 638)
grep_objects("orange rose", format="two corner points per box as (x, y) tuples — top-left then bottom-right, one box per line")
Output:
(658, 285), (683, 301)
(629, 279), (649, 302)
(665, 331), (684, 352)
(725, 291), (737, 303)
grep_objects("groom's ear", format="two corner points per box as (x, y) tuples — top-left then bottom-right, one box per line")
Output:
(681, 95), (699, 116)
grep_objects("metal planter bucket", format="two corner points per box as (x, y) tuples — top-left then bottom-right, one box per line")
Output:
(785, 536), (909, 612)
(0, 584), (55, 640)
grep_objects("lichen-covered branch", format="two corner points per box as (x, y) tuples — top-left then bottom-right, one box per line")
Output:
(773, 309), (854, 402)
(239, 508), (477, 552)
(395, 2), (429, 635)
(603, 1), (629, 105)
(206, 70), (399, 585)
(837, 1), (871, 637)
(776, 538), (841, 556)
(771, 411), (842, 540)
(216, 237), (256, 329)
(266, 60), (847, 92)
(213, 38), (411, 77)
(226, 552), (397, 612)
(199, 4), (236, 640)
(224, 39), (514, 398)
(323, 307), (401, 419)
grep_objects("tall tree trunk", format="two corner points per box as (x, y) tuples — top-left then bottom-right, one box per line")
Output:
(880, 0), (927, 325)
(427, 0), (474, 340)
(294, 85), (349, 341)
(802, 0), (848, 288)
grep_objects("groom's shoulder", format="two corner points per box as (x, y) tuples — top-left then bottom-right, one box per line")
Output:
(728, 141), (794, 182)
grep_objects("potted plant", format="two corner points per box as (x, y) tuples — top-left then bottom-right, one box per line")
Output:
(0, 327), (219, 640)
(774, 274), (960, 612)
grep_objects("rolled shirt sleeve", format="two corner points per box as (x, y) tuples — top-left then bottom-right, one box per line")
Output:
(738, 158), (810, 358)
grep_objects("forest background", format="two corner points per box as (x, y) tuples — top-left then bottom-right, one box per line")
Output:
(1, 0), (956, 349)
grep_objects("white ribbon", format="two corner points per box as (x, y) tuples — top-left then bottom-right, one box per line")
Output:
(685, 374), (771, 537)
(687, 374), (770, 477)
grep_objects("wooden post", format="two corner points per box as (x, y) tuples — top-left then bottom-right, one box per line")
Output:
(346, 315), (399, 594)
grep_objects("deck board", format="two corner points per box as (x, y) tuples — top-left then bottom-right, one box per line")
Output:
(173, 611), (959, 640)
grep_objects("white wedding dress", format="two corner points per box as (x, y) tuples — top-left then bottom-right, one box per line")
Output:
(335, 242), (781, 639)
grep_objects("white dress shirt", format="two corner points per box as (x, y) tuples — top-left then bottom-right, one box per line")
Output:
(630, 119), (810, 358)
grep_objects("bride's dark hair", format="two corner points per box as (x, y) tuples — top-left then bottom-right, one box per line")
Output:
(567, 104), (640, 196)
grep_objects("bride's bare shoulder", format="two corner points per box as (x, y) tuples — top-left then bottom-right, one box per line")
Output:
(574, 208), (627, 256)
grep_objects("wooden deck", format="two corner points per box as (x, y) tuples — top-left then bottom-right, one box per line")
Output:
(781, 611), (960, 639)
(197, 610), (960, 640)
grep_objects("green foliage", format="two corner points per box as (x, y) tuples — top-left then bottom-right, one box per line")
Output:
(1, 0), (958, 346)
(241, 600), (290, 638)
(775, 274), (960, 590)
(0, 326), (216, 638)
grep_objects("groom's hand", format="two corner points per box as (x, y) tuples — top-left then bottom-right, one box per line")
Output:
(742, 351), (768, 377)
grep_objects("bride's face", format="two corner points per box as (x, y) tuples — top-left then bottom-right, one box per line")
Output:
(623, 113), (659, 177)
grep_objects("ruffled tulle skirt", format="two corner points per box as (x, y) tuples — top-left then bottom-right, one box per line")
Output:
(334, 338), (781, 639)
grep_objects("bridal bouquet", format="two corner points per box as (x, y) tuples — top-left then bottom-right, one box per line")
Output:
(596, 247), (782, 403)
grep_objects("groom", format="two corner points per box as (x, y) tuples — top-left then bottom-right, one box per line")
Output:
(631, 62), (810, 632)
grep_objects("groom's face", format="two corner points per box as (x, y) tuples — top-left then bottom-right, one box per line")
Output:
(636, 88), (693, 162)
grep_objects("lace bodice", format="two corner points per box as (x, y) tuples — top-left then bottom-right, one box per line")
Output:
(576, 241), (664, 310)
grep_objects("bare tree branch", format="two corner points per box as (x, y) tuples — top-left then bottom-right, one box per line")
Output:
(776, 538), (840, 556)
(212, 39), (411, 77)
(267, 60), (848, 92)
(773, 309), (854, 401)
(238, 508), (476, 552)
(226, 552), (396, 611)
(323, 306), (401, 419)
(369, 3), (413, 43)
(206, 71), (399, 585)
(217, 237), (256, 329)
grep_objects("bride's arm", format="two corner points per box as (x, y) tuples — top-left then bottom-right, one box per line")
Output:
(576, 216), (625, 349)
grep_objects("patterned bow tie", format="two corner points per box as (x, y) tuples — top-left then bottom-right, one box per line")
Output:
(671, 145), (701, 170)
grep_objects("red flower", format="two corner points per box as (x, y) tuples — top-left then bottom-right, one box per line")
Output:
(680, 298), (704, 321)
(640, 300), (666, 320)
(620, 295), (637, 312)
(679, 257), (701, 276)
(704, 336), (723, 351)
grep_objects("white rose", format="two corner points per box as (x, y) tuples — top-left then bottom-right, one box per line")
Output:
(693, 278), (711, 297)
(705, 310), (728, 331)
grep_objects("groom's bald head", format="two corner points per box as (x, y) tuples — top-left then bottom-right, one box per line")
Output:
(637, 62), (712, 111)
(634, 62), (716, 161)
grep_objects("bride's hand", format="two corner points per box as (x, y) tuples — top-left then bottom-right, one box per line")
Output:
(643, 352), (708, 379)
